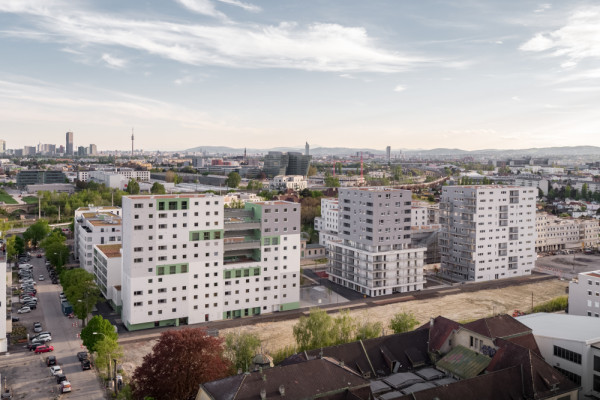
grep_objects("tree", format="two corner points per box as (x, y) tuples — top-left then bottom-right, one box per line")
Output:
(60, 269), (101, 326)
(389, 311), (419, 334)
(81, 315), (118, 353)
(126, 179), (140, 195)
(224, 331), (261, 373)
(95, 336), (123, 379)
(307, 165), (317, 177)
(131, 328), (230, 400)
(6, 235), (23, 263)
(225, 172), (241, 188)
(23, 219), (50, 248)
(293, 308), (335, 351)
(324, 176), (340, 187)
(355, 320), (383, 341)
(150, 182), (166, 194)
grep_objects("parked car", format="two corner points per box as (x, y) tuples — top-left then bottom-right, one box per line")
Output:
(24, 302), (37, 310)
(77, 352), (88, 362)
(28, 343), (43, 351)
(17, 306), (31, 314)
(33, 331), (51, 338)
(55, 374), (67, 384)
(36, 253), (42, 258)
(51, 278), (58, 284)
(34, 334), (52, 342)
(46, 356), (56, 366)
(81, 359), (91, 370)
(59, 381), (72, 393)
(34, 345), (54, 353)
(50, 366), (63, 376)
(33, 322), (42, 331)
(38, 275), (44, 281)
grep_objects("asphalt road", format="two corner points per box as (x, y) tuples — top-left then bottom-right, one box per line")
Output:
(2, 254), (106, 400)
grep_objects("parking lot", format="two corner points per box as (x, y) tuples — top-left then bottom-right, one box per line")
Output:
(535, 251), (600, 280)
(1, 253), (106, 399)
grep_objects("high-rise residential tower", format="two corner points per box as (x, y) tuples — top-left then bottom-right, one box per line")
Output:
(439, 185), (537, 282)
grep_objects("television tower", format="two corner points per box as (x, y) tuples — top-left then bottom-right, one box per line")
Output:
(131, 128), (134, 157)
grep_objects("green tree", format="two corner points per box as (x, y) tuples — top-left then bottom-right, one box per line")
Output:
(6, 235), (24, 263)
(389, 311), (419, 334)
(224, 331), (261, 373)
(307, 165), (317, 177)
(60, 269), (101, 326)
(324, 176), (340, 187)
(81, 315), (118, 353)
(332, 310), (356, 345)
(23, 219), (50, 248)
(393, 165), (403, 181)
(355, 320), (383, 341)
(126, 179), (140, 195)
(225, 172), (241, 188)
(150, 182), (166, 194)
(293, 308), (335, 351)
(95, 336), (123, 379)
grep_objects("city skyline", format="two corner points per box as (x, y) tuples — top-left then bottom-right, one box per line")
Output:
(1, 1), (600, 151)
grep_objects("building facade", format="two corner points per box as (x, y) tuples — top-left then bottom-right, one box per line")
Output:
(0, 258), (7, 353)
(66, 131), (73, 155)
(270, 175), (307, 191)
(518, 313), (600, 400)
(93, 244), (122, 310)
(439, 186), (537, 282)
(314, 198), (339, 247)
(569, 270), (600, 318)
(327, 187), (426, 297)
(16, 170), (67, 187)
(74, 206), (122, 271)
(121, 195), (301, 331)
(536, 213), (600, 253)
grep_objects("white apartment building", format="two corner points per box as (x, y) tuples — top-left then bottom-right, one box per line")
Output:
(568, 270), (600, 318)
(518, 313), (600, 399)
(439, 186), (537, 282)
(121, 194), (301, 331)
(270, 175), (307, 191)
(74, 206), (122, 273)
(93, 244), (122, 310)
(314, 198), (339, 247)
(327, 187), (426, 297)
(536, 213), (600, 253)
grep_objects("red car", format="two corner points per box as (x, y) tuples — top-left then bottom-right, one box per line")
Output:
(34, 345), (54, 353)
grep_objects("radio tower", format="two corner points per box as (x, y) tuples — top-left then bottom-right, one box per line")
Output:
(131, 128), (134, 157)
(360, 152), (364, 180)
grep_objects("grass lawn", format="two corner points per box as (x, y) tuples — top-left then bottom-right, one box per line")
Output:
(22, 196), (38, 204)
(0, 190), (17, 204)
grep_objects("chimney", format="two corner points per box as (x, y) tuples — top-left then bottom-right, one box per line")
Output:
(260, 388), (266, 400)
(279, 385), (285, 396)
(430, 318), (434, 328)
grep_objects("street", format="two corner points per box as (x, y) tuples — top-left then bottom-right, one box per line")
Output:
(1, 254), (106, 399)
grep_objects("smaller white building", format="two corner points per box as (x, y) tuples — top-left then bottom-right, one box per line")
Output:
(74, 207), (122, 273)
(517, 313), (600, 400)
(270, 175), (307, 191)
(93, 244), (122, 310)
(314, 198), (339, 247)
(569, 270), (600, 318)
(0, 259), (7, 353)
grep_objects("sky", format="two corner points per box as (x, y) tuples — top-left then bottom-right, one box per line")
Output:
(1, 0), (600, 152)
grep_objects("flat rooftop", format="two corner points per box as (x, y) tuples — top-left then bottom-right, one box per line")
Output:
(96, 244), (122, 258)
(517, 313), (600, 344)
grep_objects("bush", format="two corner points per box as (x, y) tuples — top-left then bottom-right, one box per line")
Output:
(532, 296), (568, 313)
(271, 345), (298, 365)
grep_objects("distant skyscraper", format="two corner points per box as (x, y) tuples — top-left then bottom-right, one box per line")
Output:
(305, 142), (309, 156)
(0, 139), (6, 153)
(89, 144), (98, 156)
(77, 146), (86, 157)
(66, 131), (74, 155)
(386, 146), (391, 163)
(131, 128), (134, 157)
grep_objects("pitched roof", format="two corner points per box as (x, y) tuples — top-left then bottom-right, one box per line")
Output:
(435, 345), (492, 379)
(463, 314), (531, 340)
(421, 316), (460, 353)
(200, 357), (369, 400)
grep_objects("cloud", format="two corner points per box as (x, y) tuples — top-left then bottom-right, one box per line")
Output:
(0, 1), (430, 73)
(534, 3), (552, 13)
(216, 0), (260, 12)
(393, 85), (406, 92)
(511, 96), (521, 101)
(520, 6), (600, 68)
(339, 74), (355, 79)
(101, 53), (127, 69)
(174, 0), (226, 19)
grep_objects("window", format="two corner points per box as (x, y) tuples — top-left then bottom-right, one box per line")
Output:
(134, 203), (143, 208)
(134, 225), (143, 231)
(553, 345), (582, 364)
(554, 366), (581, 386)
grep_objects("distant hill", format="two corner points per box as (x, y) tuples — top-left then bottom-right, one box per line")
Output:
(184, 145), (600, 158)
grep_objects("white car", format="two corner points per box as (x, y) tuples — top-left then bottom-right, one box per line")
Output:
(35, 334), (52, 342)
(17, 306), (31, 314)
(39, 275), (45, 281)
(50, 366), (63, 376)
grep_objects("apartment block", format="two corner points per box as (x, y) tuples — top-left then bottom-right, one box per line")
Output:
(536, 212), (600, 253)
(327, 187), (426, 297)
(569, 270), (600, 318)
(314, 197), (339, 247)
(93, 244), (122, 310)
(0, 257), (7, 353)
(121, 194), (300, 331)
(74, 206), (122, 273)
(439, 186), (537, 282)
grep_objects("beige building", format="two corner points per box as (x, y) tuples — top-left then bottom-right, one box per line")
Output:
(535, 212), (600, 253)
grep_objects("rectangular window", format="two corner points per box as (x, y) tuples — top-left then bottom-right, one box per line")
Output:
(553, 345), (582, 365)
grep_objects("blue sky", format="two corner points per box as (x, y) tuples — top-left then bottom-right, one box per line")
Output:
(1, 0), (599, 152)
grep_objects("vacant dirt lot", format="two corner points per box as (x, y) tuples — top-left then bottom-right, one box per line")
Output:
(120, 278), (568, 376)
